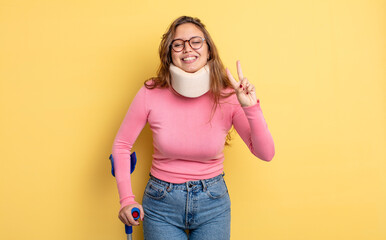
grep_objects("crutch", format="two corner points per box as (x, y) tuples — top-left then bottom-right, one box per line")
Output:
(109, 153), (141, 240)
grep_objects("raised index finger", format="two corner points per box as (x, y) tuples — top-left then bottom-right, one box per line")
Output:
(236, 60), (244, 80)
(226, 68), (239, 89)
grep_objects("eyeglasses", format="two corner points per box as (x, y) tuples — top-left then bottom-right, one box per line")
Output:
(171, 36), (206, 52)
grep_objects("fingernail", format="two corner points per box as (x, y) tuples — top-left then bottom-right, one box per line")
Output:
(239, 84), (243, 88)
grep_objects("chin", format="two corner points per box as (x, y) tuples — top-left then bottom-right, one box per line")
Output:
(179, 63), (207, 73)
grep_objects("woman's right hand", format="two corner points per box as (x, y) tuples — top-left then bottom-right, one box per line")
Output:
(118, 203), (145, 226)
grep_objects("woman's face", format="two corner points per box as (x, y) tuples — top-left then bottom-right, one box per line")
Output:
(171, 23), (209, 73)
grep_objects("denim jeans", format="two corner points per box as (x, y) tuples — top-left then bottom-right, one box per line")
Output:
(142, 173), (231, 240)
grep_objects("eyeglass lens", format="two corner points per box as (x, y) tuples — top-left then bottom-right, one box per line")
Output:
(172, 37), (204, 52)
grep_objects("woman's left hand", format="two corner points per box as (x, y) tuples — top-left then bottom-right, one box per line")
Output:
(226, 60), (258, 107)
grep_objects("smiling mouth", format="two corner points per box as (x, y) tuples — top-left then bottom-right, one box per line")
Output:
(182, 56), (198, 62)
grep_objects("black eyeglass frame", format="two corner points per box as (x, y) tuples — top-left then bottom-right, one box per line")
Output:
(170, 36), (206, 52)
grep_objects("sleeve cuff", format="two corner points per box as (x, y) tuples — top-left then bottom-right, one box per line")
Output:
(242, 99), (260, 110)
(120, 198), (138, 211)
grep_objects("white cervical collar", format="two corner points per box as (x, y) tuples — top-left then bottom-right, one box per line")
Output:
(169, 63), (210, 98)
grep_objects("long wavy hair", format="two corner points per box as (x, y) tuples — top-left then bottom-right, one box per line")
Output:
(144, 16), (236, 145)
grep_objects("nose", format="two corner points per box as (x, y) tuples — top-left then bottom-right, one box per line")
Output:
(183, 41), (193, 52)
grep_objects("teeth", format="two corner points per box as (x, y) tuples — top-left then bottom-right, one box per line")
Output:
(183, 57), (196, 61)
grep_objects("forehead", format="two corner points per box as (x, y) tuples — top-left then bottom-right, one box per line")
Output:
(174, 23), (204, 39)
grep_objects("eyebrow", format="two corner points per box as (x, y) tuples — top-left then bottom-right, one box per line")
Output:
(172, 36), (203, 41)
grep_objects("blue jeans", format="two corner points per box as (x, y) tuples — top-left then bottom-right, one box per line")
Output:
(142, 173), (231, 240)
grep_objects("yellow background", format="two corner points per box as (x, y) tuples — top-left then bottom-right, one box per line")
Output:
(0, 0), (385, 239)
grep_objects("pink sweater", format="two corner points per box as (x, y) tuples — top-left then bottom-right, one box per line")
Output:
(112, 83), (275, 209)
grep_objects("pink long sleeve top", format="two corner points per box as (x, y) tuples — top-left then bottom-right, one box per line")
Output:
(112, 82), (275, 210)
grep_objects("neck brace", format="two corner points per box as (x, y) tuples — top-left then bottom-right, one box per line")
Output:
(169, 63), (210, 98)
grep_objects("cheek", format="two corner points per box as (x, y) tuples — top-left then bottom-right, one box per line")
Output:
(200, 46), (209, 59)
(171, 52), (180, 65)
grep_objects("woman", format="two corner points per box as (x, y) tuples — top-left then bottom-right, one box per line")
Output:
(112, 16), (275, 240)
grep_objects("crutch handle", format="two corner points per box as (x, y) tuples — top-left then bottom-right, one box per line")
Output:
(125, 207), (141, 234)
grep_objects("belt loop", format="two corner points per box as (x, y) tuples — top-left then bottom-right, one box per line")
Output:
(222, 171), (225, 177)
(201, 180), (207, 192)
(167, 183), (173, 192)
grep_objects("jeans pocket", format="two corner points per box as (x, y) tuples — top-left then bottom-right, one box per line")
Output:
(144, 180), (167, 200)
(206, 179), (229, 199)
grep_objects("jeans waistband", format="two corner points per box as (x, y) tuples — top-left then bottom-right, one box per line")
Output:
(149, 173), (225, 191)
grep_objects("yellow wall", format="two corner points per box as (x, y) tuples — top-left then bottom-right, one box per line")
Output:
(0, 0), (385, 239)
